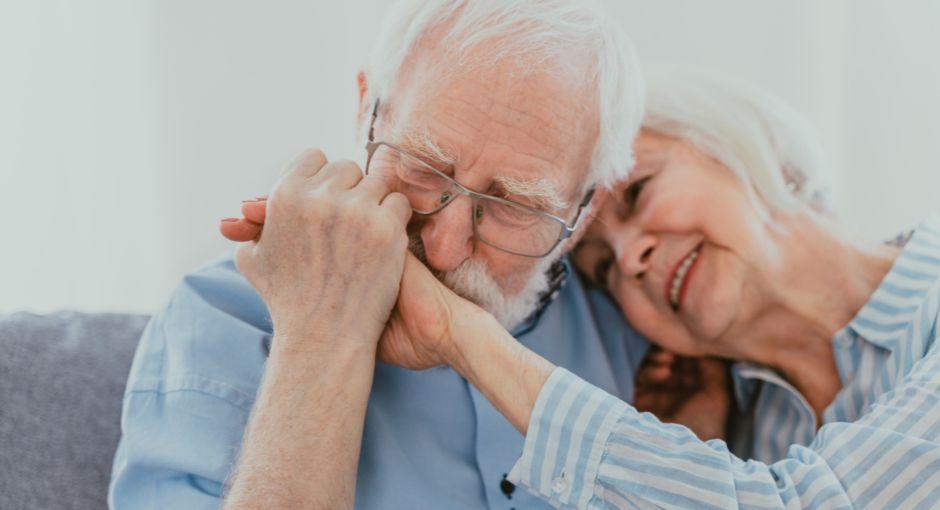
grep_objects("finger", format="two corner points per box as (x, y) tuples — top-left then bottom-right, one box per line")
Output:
(317, 159), (364, 190)
(241, 200), (267, 225)
(380, 191), (413, 228)
(672, 357), (698, 388)
(220, 217), (263, 242)
(699, 357), (729, 377)
(650, 349), (675, 364)
(646, 364), (673, 383)
(284, 148), (328, 180)
(698, 357), (730, 389)
(354, 169), (397, 203)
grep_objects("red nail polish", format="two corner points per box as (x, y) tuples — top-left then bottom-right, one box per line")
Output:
(221, 217), (239, 222)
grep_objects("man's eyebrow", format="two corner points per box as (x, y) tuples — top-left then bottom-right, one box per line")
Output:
(393, 128), (455, 166)
(493, 175), (569, 213)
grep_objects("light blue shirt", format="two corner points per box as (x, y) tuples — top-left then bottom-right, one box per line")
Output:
(511, 215), (940, 509)
(108, 257), (648, 509)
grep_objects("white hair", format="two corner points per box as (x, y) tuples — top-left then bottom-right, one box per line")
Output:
(362, 0), (645, 190)
(643, 66), (833, 213)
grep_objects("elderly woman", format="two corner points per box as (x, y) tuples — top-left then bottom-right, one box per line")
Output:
(477, 71), (940, 508)
(224, 69), (940, 508)
(399, 69), (939, 509)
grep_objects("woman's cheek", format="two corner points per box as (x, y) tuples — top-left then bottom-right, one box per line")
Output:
(682, 249), (747, 343)
(617, 285), (701, 356)
(640, 190), (707, 235)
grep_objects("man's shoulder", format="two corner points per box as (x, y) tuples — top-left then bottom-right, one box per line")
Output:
(124, 254), (270, 411)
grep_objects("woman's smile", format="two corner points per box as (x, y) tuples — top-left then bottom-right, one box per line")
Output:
(666, 242), (703, 312)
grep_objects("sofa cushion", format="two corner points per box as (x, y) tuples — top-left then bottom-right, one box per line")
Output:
(0, 311), (149, 510)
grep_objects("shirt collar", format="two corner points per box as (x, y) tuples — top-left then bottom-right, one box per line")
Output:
(512, 256), (572, 337)
(730, 214), (940, 412)
(729, 362), (793, 413)
(846, 214), (940, 350)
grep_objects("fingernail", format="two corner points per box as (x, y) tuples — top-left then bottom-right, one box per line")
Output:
(221, 217), (239, 222)
(255, 195), (267, 200)
(242, 198), (260, 203)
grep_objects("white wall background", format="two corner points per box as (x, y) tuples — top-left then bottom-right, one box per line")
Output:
(2, 1), (939, 314)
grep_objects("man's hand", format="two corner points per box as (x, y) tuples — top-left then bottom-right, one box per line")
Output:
(633, 348), (731, 441)
(231, 149), (412, 348)
(223, 193), (482, 372)
(220, 149), (412, 510)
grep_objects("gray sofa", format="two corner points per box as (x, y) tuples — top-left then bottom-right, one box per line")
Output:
(0, 312), (149, 510)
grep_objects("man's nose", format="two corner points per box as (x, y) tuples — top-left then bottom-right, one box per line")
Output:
(419, 195), (475, 273)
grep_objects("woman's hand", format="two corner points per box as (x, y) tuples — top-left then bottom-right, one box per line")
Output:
(634, 347), (731, 441)
(376, 251), (487, 370)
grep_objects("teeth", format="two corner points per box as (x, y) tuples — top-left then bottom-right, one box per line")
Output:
(669, 247), (700, 310)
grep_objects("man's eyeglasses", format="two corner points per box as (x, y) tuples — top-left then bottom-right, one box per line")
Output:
(365, 99), (594, 258)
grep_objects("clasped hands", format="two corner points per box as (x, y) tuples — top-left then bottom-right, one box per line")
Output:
(220, 149), (484, 371)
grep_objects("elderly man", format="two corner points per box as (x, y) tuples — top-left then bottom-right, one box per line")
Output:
(109, 1), (649, 508)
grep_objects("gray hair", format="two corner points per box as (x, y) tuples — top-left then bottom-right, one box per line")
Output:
(643, 66), (833, 214)
(362, 0), (645, 190)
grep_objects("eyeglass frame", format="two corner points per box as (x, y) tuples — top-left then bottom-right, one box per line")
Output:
(364, 98), (595, 258)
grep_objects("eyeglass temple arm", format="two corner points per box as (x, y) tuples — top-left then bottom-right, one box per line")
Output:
(368, 98), (381, 142)
(568, 188), (596, 229)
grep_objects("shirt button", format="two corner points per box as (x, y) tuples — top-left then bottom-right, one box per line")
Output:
(552, 473), (567, 494)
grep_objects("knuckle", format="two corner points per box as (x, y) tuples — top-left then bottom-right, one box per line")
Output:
(385, 191), (407, 205)
(271, 179), (299, 203)
(300, 148), (328, 168)
(306, 183), (333, 204)
(331, 158), (362, 173)
(321, 159), (362, 180)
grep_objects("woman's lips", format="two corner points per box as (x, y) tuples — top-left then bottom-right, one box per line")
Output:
(665, 244), (703, 312)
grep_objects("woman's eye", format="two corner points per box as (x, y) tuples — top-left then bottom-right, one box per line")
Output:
(622, 176), (651, 215)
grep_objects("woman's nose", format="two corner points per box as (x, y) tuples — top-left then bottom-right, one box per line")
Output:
(618, 230), (657, 280)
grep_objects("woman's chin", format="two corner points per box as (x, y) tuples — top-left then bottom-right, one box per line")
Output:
(676, 291), (738, 350)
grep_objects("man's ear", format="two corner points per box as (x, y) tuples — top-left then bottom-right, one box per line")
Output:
(357, 71), (370, 120)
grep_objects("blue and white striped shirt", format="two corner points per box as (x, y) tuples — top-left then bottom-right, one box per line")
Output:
(508, 215), (940, 509)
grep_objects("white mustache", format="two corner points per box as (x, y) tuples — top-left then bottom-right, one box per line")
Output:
(406, 233), (552, 331)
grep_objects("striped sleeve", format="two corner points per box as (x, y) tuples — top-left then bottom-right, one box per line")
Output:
(510, 348), (940, 510)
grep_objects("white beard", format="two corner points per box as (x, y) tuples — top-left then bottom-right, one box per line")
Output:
(410, 235), (557, 331)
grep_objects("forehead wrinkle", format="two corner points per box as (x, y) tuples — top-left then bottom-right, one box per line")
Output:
(502, 102), (582, 155)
